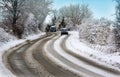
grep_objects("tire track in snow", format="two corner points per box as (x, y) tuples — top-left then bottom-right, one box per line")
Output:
(44, 33), (104, 77)
(33, 32), (80, 77)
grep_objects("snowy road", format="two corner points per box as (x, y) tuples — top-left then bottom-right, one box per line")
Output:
(3, 32), (120, 77)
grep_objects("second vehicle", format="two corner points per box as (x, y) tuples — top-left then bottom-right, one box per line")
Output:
(50, 26), (57, 32)
(61, 28), (68, 35)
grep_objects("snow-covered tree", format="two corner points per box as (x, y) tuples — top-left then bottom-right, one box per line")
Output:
(79, 18), (114, 45)
(24, 0), (52, 30)
(0, 0), (25, 38)
(59, 4), (92, 25)
(0, 0), (53, 38)
(22, 13), (41, 38)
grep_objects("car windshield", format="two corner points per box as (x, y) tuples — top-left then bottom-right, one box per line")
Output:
(51, 27), (55, 29)
(50, 26), (56, 29)
(61, 28), (67, 31)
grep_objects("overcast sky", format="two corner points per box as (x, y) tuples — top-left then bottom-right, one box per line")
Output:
(53, 0), (116, 20)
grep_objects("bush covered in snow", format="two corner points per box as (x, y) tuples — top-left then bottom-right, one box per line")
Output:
(0, 28), (16, 46)
(22, 13), (41, 38)
(79, 18), (117, 53)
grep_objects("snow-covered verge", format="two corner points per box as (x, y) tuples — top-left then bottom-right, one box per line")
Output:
(0, 32), (45, 77)
(66, 31), (120, 69)
(0, 28), (17, 47)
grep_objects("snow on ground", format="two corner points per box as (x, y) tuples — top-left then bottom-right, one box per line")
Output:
(66, 31), (120, 69)
(25, 32), (45, 40)
(53, 35), (116, 77)
(0, 28), (17, 47)
(0, 32), (45, 77)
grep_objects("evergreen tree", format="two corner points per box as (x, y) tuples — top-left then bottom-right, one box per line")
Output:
(51, 16), (56, 26)
(60, 17), (66, 28)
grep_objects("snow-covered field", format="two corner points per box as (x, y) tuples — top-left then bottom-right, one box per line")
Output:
(66, 31), (120, 69)
(0, 32), (45, 77)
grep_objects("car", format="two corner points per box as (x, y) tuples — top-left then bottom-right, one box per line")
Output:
(61, 28), (68, 35)
(50, 26), (56, 32)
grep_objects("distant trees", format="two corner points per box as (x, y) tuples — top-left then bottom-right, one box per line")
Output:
(59, 4), (92, 25)
(53, 4), (93, 31)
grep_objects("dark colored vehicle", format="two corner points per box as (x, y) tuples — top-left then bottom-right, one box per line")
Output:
(61, 28), (68, 35)
(50, 26), (56, 32)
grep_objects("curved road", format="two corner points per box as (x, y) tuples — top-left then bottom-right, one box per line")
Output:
(3, 32), (120, 77)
